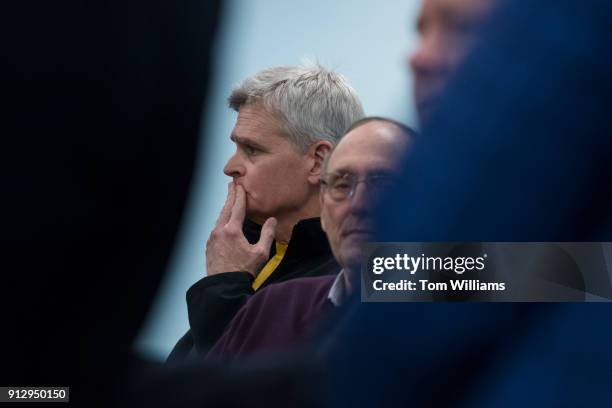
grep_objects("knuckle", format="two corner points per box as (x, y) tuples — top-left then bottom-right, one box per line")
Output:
(253, 247), (267, 261)
(224, 227), (239, 239)
(209, 229), (221, 240)
(211, 225), (240, 240)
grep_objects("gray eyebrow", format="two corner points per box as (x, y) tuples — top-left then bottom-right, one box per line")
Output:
(230, 134), (267, 151)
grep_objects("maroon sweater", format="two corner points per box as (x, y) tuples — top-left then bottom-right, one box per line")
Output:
(207, 274), (337, 360)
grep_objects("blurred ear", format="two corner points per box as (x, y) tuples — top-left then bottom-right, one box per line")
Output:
(307, 140), (333, 185)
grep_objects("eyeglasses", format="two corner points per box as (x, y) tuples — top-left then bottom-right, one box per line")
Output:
(320, 172), (396, 202)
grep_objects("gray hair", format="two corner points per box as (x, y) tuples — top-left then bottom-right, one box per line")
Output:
(228, 64), (365, 151)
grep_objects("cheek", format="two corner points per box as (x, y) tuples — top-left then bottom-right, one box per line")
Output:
(339, 235), (367, 270)
(322, 205), (346, 247)
(241, 173), (266, 200)
(242, 162), (302, 211)
(240, 163), (275, 199)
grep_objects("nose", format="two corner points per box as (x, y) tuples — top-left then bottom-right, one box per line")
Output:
(409, 31), (448, 79)
(349, 181), (372, 215)
(223, 151), (245, 179)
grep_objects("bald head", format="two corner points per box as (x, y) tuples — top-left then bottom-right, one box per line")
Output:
(323, 118), (413, 175)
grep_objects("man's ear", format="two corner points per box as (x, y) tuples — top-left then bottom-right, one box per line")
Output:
(307, 140), (333, 185)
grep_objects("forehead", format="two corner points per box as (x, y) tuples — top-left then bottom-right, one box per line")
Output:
(231, 104), (286, 143)
(419, 0), (492, 25)
(327, 122), (408, 174)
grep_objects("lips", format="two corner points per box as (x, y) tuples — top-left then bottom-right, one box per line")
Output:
(235, 182), (253, 199)
(341, 227), (374, 239)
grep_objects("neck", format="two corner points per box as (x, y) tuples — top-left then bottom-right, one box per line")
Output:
(343, 266), (357, 295)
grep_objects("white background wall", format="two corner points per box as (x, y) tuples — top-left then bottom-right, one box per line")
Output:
(135, 0), (422, 361)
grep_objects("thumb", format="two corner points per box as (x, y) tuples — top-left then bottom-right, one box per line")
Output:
(257, 217), (277, 252)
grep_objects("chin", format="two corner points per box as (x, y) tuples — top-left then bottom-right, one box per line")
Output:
(245, 206), (269, 223)
(341, 246), (366, 272)
(342, 233), (371, 248)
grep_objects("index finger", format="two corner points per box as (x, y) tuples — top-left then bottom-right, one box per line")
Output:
(215, 182), (236, 227)
(228, 184), (246, 227)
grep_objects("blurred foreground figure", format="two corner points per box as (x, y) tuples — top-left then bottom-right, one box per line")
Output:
(410, 0), (494, 123)
(325, 0), (612, 407)
(2, 1), (220, 405)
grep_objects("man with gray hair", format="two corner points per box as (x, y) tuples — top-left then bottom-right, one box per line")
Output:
(168, 64), (364, 362)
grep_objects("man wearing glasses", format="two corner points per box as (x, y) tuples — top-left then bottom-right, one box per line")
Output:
(205, 117), (415, 360)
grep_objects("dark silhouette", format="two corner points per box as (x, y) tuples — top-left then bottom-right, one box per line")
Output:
(324, 0), (612, 406)
(2, 1), (221, 405)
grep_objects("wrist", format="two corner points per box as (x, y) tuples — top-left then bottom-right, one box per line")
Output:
(206, 265), (255, 277)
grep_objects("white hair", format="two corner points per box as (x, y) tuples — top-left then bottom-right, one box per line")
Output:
(228, 64), (365, 151)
